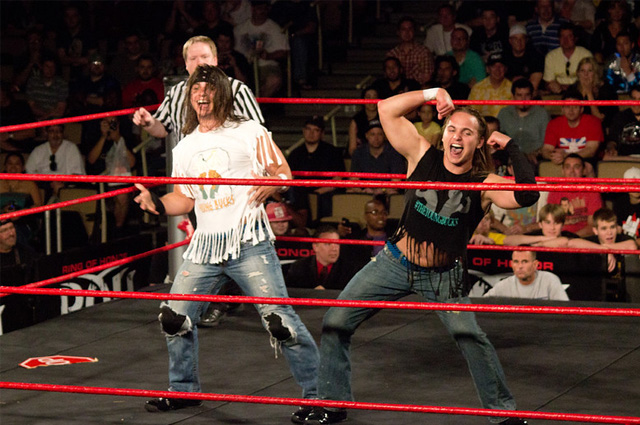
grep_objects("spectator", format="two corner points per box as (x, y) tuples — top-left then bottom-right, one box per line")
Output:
(612, 167), (640, 238)
(469, 6), (509, 60)
(424, 4), (472, 57)
(348, 87), (380, 156)
(222, 0), (252, 26)
(0, 152), (43, 210)
(546, 154), (603, 236)
(86, 117), (136, 234)
(339, 197), (394, 264)
(447, 27), (486, 88)
(556, 0), (596, 35)
(285, 224), (357, 290)
(484, 250), (569, 301)
(70, 53), (121, 116)
(570, 56), (619, 131)
(503, 24), (544, 97)
(234, 0), (289, 97)
(25, 56), (68, 121)
(109, 32), (145, 87)
(604, 31), (640, 94)
(604, 85), (640, 160)
(503, 203), (577, 247)
(468, 52), (512, 118)
(56, 5), (96, 83)
(591, 0), (638, 65)
(543, 23), (593, 94)
(430, 55), (470, 100)
(122, 54), (164, 108)
(25, 124), (86, 201)
(526, 0), (570, 56)
(414, 104), (442, 147)
(287, 116), (345, 224)
(369, 57), (421, 100)
(497, 78), (550, 163)
(469, 212), (506, 245)
(192, 0), (234, 41)
(12, 29), (47, 92)
(0, 83), (37, 152)
(386, 17), (434, 86)
(541, 89), (603, 165)
(267, 201), (308, 237)
(348, 119), (406, 195)
(213, 27), (252, 85)
(568, 207), (637, 272)
(0, 220), (39, 278)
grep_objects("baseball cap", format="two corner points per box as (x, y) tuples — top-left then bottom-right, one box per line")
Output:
(509, 24), (527, 37)
(365, 119), (383, 133)
(305, 115), (325, 130)
(486, 52), (506, 66)
(266, 202), (292, 222)
(624, 167), (640, 180)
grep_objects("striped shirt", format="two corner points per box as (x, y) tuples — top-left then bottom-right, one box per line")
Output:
(154, 77), (264, 144)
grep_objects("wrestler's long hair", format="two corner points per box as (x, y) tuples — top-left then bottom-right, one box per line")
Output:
(442, 106), (494, 178)
(182, 64), (244, 135)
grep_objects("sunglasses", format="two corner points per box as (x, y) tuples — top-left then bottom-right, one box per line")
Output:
(49, 154), (57, 172)
(565, 61), (571, 76)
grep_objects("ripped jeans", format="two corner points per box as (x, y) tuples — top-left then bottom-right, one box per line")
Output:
(317, 245), (515, 422)
(162, 240), (319, 398)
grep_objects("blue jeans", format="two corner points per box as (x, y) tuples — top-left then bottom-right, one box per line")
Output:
(162, 240), (319, 398)
(317, 245), (515, 421)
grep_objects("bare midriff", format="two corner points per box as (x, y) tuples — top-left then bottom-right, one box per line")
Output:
(395, 234), (452, 268)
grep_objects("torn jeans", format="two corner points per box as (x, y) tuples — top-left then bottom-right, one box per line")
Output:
(162, 240), (319, 398)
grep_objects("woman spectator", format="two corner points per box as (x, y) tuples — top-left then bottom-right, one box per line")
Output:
(591, 0), (638, 64)
(569, 56), (618, 131)
(347, 87), (379, 156)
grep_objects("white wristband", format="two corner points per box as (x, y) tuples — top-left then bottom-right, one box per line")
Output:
(422, 88), (439, 101)
(277, 173), (289, 192)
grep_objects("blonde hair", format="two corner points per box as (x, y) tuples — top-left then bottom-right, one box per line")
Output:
(577, 56), (603, 89)
(182, 36), (217, 62)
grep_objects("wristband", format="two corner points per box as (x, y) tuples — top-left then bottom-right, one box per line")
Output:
(149, 191), (166, 215)
(504, 140), (539, 207)
(422, 88), (439, 101)
(277, 173), (289, 193)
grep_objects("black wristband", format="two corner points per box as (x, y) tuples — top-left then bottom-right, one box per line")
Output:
(504, 140), (539, 207)
(149, 191), (166, 215)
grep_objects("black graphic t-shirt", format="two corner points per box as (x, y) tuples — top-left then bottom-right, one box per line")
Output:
(391, 148), (486, 263)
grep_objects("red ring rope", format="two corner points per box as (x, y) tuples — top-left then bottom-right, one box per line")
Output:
(1, 381), (638, 424)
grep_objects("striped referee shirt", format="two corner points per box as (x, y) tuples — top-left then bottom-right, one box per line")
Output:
(153, 77), (264, 143)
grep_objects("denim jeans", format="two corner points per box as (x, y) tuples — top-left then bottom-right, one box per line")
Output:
(163, 240), (319, 398)
(317, 245), (515, 421)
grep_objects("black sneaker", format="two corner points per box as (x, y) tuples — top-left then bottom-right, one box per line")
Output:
(501, 419), (528, 425)
(200, 308), (226, 327)
(304, 407), (347, 424)
(144, 397), (202, 412)
(291, 406), (314, 424)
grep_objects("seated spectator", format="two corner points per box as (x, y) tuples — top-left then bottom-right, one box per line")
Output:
(0, 83), (37, 152)
(526, 0), (569, 56)
(109, 32), (145, 87)
(430, 55), (470, 100)
(222, 0), (251, 26)
(285, 224), (358, 290)
(504, 203), (577, 247)
(497, 78), (550, 164)
(348, 119), (406, 195)
(603, 85), (640, 160)
(0, 153), (43, 210)
(447, 27), (486, 88)
(590, 0), (638, 65)
(12, 29), (47, 93)
(234, 0), (289, 97)
(546, 154), (603, 236)
(122, 54), (164, 108)
(569, 56), (618, 130)
(192, 0), (234, 41)
(56, 5), (96, 84)
(484, 250), (569, 301)
(386, 17), (434, 86)
(424, 4), (472, 57)
(0, 219), (39, 280)
(287, 116), (345, 224)
(604, 31), (640, 95)
(503, 24), (544, 97)
(369, 57), (421, 100)
(468, 52), (512, 118)
(543, 23), (593, 94)
(556, 0), (596, 38)
(568, 207), (637, 272)
(414, 104), (441, 147)
(469, 212), (506, 245)
(612, 167), (640, 239)
(25, 124), (86, 201)
(348, 87), (380, 156)
(25, 56), (68, 121)
(86, 117), (136, 234)
(213, 27), (251, 86)
(469, 6), (509, 60)
(541, 89), (603, 165)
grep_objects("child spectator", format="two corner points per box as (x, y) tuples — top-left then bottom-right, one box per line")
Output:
(413, 104), (441, 147)
(503, 203), (578, 247)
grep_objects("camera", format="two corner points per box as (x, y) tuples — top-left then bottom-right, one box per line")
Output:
(109, 120), (118, 131)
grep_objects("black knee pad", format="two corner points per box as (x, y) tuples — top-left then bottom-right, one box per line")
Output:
(264, 312), (292, 341)
(159, 305), (189, 335)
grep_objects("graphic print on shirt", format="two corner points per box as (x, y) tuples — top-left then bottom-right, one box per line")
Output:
(194, 148), (235, 212)
(414, 187), (471, 227)
(558, 136), (586, 153)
